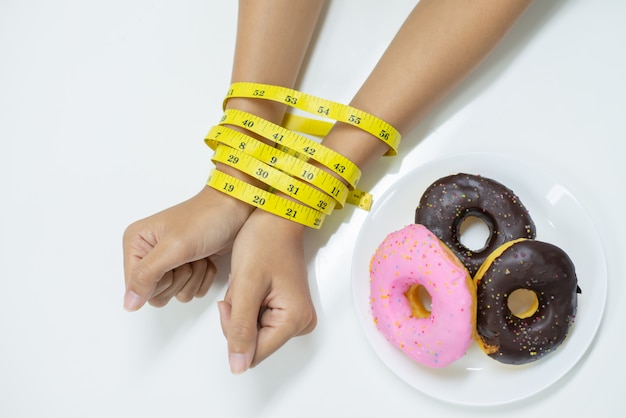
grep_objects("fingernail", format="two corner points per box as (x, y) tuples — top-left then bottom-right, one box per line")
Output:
(124, 290), (143, 312)
(229, 353), (250, 374)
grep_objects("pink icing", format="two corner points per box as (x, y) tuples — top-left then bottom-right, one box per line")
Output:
(369, 224), (474, 368)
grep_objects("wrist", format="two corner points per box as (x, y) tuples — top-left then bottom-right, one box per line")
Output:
(216, 96), (289, 189)
(225, 97), (287, 126)
(322, 122), (391, 171)
(208, 83), (395, 229)
(250, 207), (307, 239)
(198, 183), (256, 218)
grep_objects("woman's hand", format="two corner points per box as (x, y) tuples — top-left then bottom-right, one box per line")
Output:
(218, 209), (317, 374)
(122, 186), (254, 311)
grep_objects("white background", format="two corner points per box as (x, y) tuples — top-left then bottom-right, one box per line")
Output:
(1, 0), (624, 416)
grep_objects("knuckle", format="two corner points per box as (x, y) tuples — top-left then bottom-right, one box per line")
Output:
(122, 222), (139, 242)
(148, 294), (171, 308)
(192, 257), (208, 270)
(174, 263), (193, 279)
(175, 289), (195, 303)
(206, 258), (217, 275)
(291, 300), (317, 336)
(196, 277), (215, 298)
(300, 308), (317, 335)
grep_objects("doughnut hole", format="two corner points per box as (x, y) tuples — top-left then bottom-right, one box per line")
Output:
(507, 289), (539, 319)
(405, 284), (432, 319)
(458, 214), (491, 252)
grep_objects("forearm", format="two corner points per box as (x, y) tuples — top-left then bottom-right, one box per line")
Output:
(323, 0), (532, 170)
(226, 0), (325, 122)
(218, 0), (325, 187)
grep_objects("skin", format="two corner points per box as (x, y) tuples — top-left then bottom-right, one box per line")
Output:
(123, 0), (532, 374)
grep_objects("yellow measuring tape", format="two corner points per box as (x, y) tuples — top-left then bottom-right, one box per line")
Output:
(208, 169), (326, 229)
(211, 144), (337, 215)
(218, 109), (362, 189)
(281, 113), (334, 137)
(205, 125), (350, 208)
(205, 82), (400, 228)
(224, 82), (401, 156)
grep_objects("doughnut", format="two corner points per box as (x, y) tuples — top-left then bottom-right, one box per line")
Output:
(369, 224), (475, 368)
(474, 238), (579, 365)
(415, 173), (536, 276)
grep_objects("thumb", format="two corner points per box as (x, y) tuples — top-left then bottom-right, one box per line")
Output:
(123, 240), (188, 311)
(219, 279), (264, 374)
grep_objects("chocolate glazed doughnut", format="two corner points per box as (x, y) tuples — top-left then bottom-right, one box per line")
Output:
(415, 173), (536, 276)
(474, 239), (579, 365)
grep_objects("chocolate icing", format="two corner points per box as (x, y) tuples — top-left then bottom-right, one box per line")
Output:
(415, 173), (536, 276)
(475, 240), (579, 365)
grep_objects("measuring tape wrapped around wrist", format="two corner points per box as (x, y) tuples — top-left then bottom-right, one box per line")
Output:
(211, 144), (337, 215)
(216, 109), (362, 189)
(205, 125), (350, 208)
(208, 169), (326, 228)
(224, 82), (401, 156)
(205, 82), (400, 228)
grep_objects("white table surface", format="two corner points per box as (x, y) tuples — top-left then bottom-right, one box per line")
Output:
(1, 1), (624, 416)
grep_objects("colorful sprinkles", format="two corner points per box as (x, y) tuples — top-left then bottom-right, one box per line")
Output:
(369, 224), (474, 368)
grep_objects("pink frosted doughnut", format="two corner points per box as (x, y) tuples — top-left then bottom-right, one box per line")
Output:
(369, 224), (476, 368)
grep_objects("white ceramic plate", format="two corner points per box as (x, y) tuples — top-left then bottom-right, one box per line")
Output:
(351, 152), (607, 406)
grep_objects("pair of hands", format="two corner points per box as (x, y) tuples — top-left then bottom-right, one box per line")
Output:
(122, 185), (317, 373)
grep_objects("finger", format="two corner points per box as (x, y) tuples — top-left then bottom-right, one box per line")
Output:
(176, 258), (215, 302)
(218, 274), (234, 338)
(149, 264), (192, 307)
(222, 273), (233, 302)
(122, 235), (154, 290)
(297, 312), (317, 336)
(151, 270), (174, 297)
(251, 305), (316, 367)
(217, 300), (231, 338)
(195, 258), (217, 298)
(223, 277), (266, 374)
(123, 240), (189, 311)
(175, 259), (206, 302)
